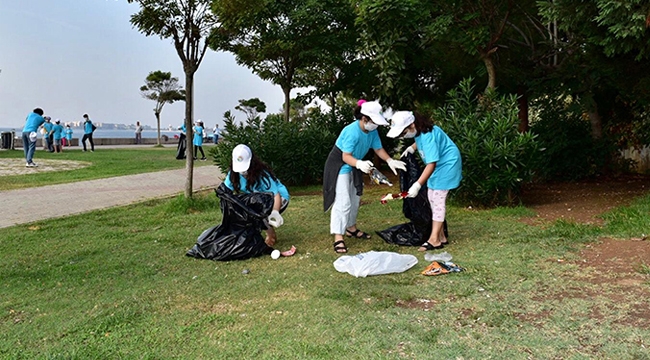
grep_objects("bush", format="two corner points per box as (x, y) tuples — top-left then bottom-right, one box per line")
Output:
(530, 96), (635, 180)
(209, 108), (348, 186)
(432, 78), (540, 207)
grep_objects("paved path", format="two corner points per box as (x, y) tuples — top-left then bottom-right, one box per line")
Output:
(0, 166), (223, 229)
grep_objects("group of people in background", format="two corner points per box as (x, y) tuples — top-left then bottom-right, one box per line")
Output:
(21, 109), (96, 167)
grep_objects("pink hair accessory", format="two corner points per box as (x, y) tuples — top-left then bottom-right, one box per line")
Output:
(357, 99), (367, 107)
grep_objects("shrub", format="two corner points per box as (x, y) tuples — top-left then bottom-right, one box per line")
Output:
(530, 96), (634, 180)
(209, 108), (348, 186)
(432, 78), (540, 207)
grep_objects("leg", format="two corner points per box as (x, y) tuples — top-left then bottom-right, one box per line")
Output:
(89, 134), (94, 151)
(193, 145), (198, 159)
(419, 189), (449, 251)
(81, 134), (88, 151)
(265, 226), (277, 247)
(199, 146), (206, 159)
(330, 173), (355, 253)
(22, 133), (30, 163)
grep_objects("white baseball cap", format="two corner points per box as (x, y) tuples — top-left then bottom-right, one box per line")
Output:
(386, 111), (415, 138)
(232, 144), (252, 173)
(360, 101), (388, 125)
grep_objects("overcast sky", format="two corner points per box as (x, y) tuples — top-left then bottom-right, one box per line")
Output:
(0, 0), (287, 129)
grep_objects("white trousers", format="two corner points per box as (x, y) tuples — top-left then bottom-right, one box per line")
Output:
(330, 173), (360, 235)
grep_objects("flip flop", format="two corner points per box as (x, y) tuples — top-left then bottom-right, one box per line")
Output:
(419, 241), (444, 251)
(280, 245), (297, 257)
(346, 229), (371, 239)
(333, 240), (348, 253)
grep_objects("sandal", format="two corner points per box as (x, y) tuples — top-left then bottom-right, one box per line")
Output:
(334, 240), (348, 253)
(418, 241), (444, 251)
(346, 229), (371, 239)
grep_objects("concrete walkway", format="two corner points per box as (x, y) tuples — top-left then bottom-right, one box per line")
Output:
(0, 166), (223, 229)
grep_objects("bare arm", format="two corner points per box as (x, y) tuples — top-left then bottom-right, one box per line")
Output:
(416, 163), (436, 186)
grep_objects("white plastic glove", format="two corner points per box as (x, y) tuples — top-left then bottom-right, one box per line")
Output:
(268, 210), (284, 228)
(355, 160), (374, 174)
(407, 182), (421, 198)
(386, 158), (406, 175)
(401, 146), (415, 158)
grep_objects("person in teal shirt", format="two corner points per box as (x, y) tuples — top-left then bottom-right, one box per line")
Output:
(43, 116), (54, 152)
(386, 111), (462, 251)
(193, 120), (206, 161)
(50, 119), (64, 153)
(81, 114), (95, 152)
(21, 108), (45, 167)
(223, 144), (289, 247)
(64, 125), (73, 147)
(323, 100), (406, 254)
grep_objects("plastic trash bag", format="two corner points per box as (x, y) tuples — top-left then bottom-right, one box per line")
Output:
(176, 133), (186, 160)
(377, 152), (447, 246)
(186, 183), (273, 261)
(424, 251), (453, 262)
(333, 251), (418, 278)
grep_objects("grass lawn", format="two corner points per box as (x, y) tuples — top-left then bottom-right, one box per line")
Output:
(1, 176), (649, 358)
(0, 147), (211, 191)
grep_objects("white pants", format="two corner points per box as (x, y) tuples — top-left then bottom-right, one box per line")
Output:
(330, 173), (360, 235)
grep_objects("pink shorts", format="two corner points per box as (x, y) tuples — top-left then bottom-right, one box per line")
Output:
(427, 189), (449, 222)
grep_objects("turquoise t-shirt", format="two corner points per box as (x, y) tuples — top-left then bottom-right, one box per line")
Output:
(223, 171), (290, 201)
(51, 124), (64, 140)
(193, 126), (204, 146)
(43, 122), (53, 134)
(65, 128), (73, 140)
(334, 120), (383, 175)
(84, 120), (93, 134)
(22, 112), (45, 132)
(414, 126), (462, 190)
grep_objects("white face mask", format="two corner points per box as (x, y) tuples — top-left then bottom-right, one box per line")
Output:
(403, 129), (416, 138)
(364, 122), (378, 131)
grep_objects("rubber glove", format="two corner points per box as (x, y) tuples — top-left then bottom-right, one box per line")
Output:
(268, 210), (284, 228)
(386, 158), (406, 175)
(355, 160), (374, 174)
(401, 146), (415, 158)
(407, 182), (421, 198)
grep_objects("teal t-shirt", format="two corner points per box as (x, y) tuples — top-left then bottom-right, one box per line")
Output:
(51, 124), (64, 140)
(334, 120), (382, 175)
(414, 126), (462, 190)
(22, 112), (45, 132)
(223, 171), (290, 201)
(193, 126), (204, 146)
(65, 128), (73, 140)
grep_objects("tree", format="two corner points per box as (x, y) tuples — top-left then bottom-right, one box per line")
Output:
(235, 98), (266, 122)
(211, 0), (354, 121)
(140, 70), (185, 145)
(128, 0), (218, 198)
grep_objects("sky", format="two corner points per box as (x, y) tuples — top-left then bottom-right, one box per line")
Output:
(0, 0), (287, 129)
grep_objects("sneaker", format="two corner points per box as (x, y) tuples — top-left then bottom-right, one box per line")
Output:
(26, 162), (36, 167)
(201, 158), (207, 161)
(30, 162), (38, 167)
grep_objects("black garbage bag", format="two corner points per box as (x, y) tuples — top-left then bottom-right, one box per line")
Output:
(176, 133), (186, 160)
(186, 183), (274, 261)
(376, 152), (448, 246)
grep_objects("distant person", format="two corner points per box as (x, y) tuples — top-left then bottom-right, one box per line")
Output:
(135, 121), (143, 144)
(213, 124), (221, 144)
(21, 108), (45, 167)
(81, 114), (95, 152)
(40, 126), (48, 151)
(176, 122), (186, 160)
(64, 124), (73, 147)
(51, 119), (64, 153)
(193, 120), (207, 161)
(43, 116), (54, 152)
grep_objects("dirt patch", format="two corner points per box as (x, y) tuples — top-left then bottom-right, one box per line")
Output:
(0, 158), (91, 176)
(519, 174), (650, 225)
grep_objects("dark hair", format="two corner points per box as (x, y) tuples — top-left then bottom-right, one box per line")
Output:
(33, 108), (44, 115)
(83, 114), (88, 118)
(413, 112), (434, 134)
(228, 151), (278, 193)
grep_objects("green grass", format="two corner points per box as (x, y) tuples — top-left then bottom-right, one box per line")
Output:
(1, 179), (649, 358)
(0, 148), (212, 191)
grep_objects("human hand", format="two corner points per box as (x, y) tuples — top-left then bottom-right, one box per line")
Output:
(268, 210), (284, 228)
(401, 146), (415, 158)
(407, 182), (421, 198)
(386, 158), (406, 175)
(355, 160), (374, 174)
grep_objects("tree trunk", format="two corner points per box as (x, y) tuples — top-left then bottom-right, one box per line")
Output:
(283, 86), (291, 121)
(588, 107), (603, 140)
(482, 55), (497, 91)
(184, 71), (195, 198)
(155, 112), (162, 146)
(517, 86), (529, 133)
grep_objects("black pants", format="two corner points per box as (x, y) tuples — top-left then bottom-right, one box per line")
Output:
(194, 146), (205, 159)
(46, 134), (54, 152)
(82, 133), (94, 151)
